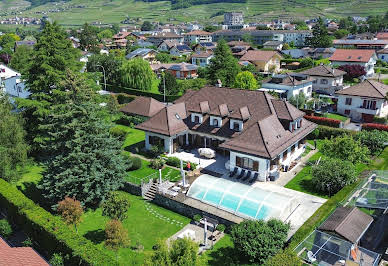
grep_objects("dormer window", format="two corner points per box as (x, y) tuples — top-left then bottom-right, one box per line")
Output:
(230, 119), (243, 131)
(233, 122), (240, 131)
(191, 113), (203, 124)
(210, 116), (222, 128)
(213, 119), (219, 127)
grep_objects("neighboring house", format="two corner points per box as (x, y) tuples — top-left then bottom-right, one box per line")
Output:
(300, 65), (346, 95)
(239, 50), (283, 73)
(336, 80), (388, 122)
(376, 32), (388, 40)
(135, 86), (316, 181)
(157, 40), (179, 52)
(329, 49), (377, 77)
(281, 48), (309, 59)
(261, 73), (313, 100)
(263, 41), (283, 50)
(307, 47), (336, 59)
(151, 63), (198, 79)
(0, 64), (29, 99)
(193, 42), (217, 52)
(147, 32), (184, 46)
(377, 48), (388, 63)
(120, 96), (165, 117)
(0, 237), (49, 265)
(14, 40), (35, 50)
(169, 44), (192, 57)
(230, 45), (254, 59)
(69, 36), (80, 48)
(113, 31), (131, 41)
(184, 30), (212, 44)
(333, 39), (388, 50)
(126, 48), (158, 63)
(191, 51), (214, 67)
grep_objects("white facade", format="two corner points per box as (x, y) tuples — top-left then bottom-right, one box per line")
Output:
(191, 55), (214, 67)
(184, 34), (212, 44)
(337, 95), (388, 121)
(0, 64), (30, 99)
(261, 81), (313, 100)
(377, 52), (388, 63)
(331, 55), (377, 77)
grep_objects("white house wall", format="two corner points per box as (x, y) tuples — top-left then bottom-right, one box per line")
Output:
(229, 151), (269, 182)
(337, 95), (388, 121)
(331, 57), (376, 77)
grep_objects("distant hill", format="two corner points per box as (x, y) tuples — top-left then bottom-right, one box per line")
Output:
(0, 0), (386, 26)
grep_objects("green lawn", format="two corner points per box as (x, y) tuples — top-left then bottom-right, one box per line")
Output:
(204, 234), (237, 265)
(324, 113), (349, 122)
(370, 147), (388, 170)
(112, 125), (145, 150)
(126, 159), (181, 184)
(78, 191), (190, 265)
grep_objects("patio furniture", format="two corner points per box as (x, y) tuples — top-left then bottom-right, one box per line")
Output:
(242, 171), (252, 182)
(249, 172), (259, 184)
(236, 169), (245, 180)
(229, 167), (238, 177)
(172, 186), (181, 192)
(198, 148), (216, 159)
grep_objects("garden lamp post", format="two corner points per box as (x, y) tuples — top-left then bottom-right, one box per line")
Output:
(161, 69), (166, 103)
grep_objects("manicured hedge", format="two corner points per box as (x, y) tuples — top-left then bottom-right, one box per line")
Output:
(304, 115), (341, 128)
(362, 123), (388, 132)
(308, 125), (356, 140)
(0, 179), (115, 266)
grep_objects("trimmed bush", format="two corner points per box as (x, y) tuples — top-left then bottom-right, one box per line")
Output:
(130, 157), (142, 170)
(0, 178), (114, 265)
(121, 152), (133, 171)
(0, 219), (12, 238)
(216, 224), (226, 233)
(304, 115), (341, 128)
(308, 125), (356, 140)
(110, 126), (127, 140)
(116, 94), (135, 104)
(265, 250), (302, 266)
(115, 114), (146, 128)
(150, 158), (165, 170)
(166, 157), (181, 168)
(362, 123), (388, 132)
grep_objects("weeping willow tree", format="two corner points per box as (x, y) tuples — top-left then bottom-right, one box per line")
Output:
(121, 57), (155, 91)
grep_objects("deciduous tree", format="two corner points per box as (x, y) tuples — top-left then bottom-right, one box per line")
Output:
(105, 220), (130, 261)
(234, 71), (257, 90)
(121, 58), (155, 90)
(57, 197), (83, 233)
(101, 192), (130, 221)
(338, 64), (366, 80)
(158, 71), (179, 95)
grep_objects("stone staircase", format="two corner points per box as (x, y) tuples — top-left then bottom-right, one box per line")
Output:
(143, 182), (158, 201)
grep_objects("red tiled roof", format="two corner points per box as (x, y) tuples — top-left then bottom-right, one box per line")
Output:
(329, 49), (376, 63)
(336, 79), (388, 99)
(376, 32), (388, 40)
(120, 96), (165, 117)
(185, 30), (211, 36)
(0, 237), (48, 266)
(240, 50), (282, 62)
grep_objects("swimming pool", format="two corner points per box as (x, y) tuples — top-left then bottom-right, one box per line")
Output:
(187, 174), (298, 221)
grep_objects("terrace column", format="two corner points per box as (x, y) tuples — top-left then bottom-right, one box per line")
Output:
(145, 132), (150, 150)
(185, 133), (189, 145)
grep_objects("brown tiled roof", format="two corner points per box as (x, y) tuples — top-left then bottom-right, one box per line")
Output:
(151, 32), (182, 39)
(136, 102), (188, 136)
(263, 74), (314, 86)
(167, 86), (315, 158)
(376, 32), (388, 40)
(158, 40), (179, 49)
(319, 207), (373, 243)
(300, 65), (346, 78)
(240, 50), (282, 62)
(377, 48), (388, 54)
(336, 80), (388, 99)
(185, 30), (211, 35)
(329, 49), (376, 63)
(0, 237), (48, 266)
(271, 99), (304, 121)
(119, 96), (165, 117)
(227, 41), (251, 47)
(192, 51), (213, 58)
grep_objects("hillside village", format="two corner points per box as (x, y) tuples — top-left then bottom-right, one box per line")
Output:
(0, 8), (388, 266)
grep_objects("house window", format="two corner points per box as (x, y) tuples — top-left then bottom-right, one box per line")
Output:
(362, 100), (377, 110)
(345, 98), (352, 105)
(283, 151), (288, 161)
(213, 119), (219, 127)
(232, 121), (241, 131)
(320, 79), (328, 84)
(236, 156), (259, 171)
(345, 109), (350, 115)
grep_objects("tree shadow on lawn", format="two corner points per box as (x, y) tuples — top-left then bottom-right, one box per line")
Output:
(16, 182), (52, 211)
(83, 229), (106, 245)
(207, 246), (243, 266)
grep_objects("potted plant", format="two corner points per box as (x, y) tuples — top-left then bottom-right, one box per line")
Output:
(216, 224), (225, 235)
(193, 214), (202, 226)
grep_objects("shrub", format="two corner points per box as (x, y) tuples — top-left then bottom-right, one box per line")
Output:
(166, 156), (181, 168)
(216, 224), (226, 233)
(355, 130), (388, 155)
(117, 94), (135, 104)
(362, 123), (388, 132)
(49, 253), (64, 266)
(121, 152), (133, 171)
(130, 157), (142, 170)
(101, 192), (130, 221)
(230, 219), (290, 264)
(110, 126), (128, 140)
(308, 125), (356, 139)
(0, 219), (12, 238)
(373, 116), (388, 125)
(304, 115), (341, 128)
(0, 179), (114, 265)
(312, 158), (356, 195)
(193, 214), (201, 222)
(150, 158), (165, 170)
(115, 114), (146, 127)
(321, 134), (370, 164)
(149, 145), (164, 158)
(22, 237), (33, 247)
(265, 250), (302, 266)
(338, 64), (366, 80)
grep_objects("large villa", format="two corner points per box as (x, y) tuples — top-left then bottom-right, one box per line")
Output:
(134, 86), (317, 182)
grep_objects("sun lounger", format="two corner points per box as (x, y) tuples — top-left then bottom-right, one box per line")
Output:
(242, 171), (251, 182)
(236, 169), (245, 180)
(249, 172), (258, 184)
(229, 167), (238, 177)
